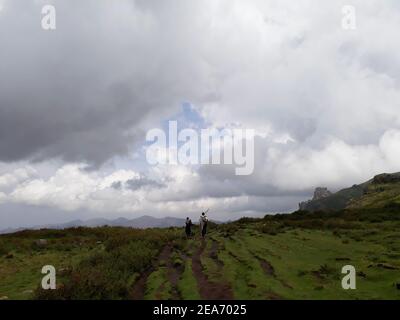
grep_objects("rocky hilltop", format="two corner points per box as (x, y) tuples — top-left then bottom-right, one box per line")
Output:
(298, 172), (400, 212)
(299, 187), (332, 210)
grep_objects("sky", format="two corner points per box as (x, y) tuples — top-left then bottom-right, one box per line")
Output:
(1, 0), (400, 228)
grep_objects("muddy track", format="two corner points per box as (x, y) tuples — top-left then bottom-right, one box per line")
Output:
(266, 292), (283, 300)
(162, 245), (184, 300)
(228, 251), (247, 264)
(224, 247), (284, 299)
(131, 244), (183, 300)
(192, 240), (234, 300)
(253, 253), (293, 290)
(131, 267), (153, 300)
(153, 246), (171, 300)
(209, 240), (224, 268)
(258, 257), (276, 277)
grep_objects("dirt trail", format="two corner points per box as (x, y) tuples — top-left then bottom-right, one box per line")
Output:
(131, 244), (183, 300)
(161, 245), (183, 300)
(153, 245), (171, 300)
(209, 240), (224, 268)
(131, 268), (152, 300)
(192, 240), (234, 300)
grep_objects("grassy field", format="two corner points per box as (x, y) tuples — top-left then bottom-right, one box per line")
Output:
(0, 212), (399, 300)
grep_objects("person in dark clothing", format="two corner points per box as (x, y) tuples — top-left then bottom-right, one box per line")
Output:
(185, 217), (192, 238)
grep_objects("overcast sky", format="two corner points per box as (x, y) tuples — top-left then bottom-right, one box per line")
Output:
(1, 0), (400, 229)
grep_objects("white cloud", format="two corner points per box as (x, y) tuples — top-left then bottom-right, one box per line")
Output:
(2, 127), (400, 221)
(264, 129), (400, 191)
(379, 129), (400, 167)
(0, 167), (37, 190)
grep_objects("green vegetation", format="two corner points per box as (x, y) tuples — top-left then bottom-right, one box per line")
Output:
(144, 267), (172, 299)
(178, 259), (201, 300)
(0, 227), (180, 299)
(1, 183), (400, 300)
(300, 172), (400, 212)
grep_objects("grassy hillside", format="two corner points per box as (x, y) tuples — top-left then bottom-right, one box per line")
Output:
(1, 210), (399, 300)
(348, 176), (400, 210)
(300, 172), (400, 212)
(301, 184), (366, 212)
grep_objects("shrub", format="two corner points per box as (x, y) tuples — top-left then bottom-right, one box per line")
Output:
(33, 227), (180, 300)
(258, 222), (285, 235)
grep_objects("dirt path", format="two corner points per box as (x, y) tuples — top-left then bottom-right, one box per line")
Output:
(131, 268), (152, 300)
(131, 244), (183, 300)
(192, 240), (234, 300)
(161, 245), (183, 300)
(209, 240), (224, 268)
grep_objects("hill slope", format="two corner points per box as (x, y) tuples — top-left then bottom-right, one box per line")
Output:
(1, 215), (399, 300)
(299, 172), (400, 212)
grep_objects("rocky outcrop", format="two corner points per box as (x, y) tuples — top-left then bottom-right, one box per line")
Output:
(299, 187), (332, 211)
(312, 187), (332, 201)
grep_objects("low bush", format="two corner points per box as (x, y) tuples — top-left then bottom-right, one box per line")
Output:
(33, 227), (181, 300)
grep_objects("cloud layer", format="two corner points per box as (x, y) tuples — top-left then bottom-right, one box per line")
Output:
(0, 0), (400, 227)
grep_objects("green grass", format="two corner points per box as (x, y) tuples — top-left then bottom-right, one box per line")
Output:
(350, 183), (400, 209)
(0, 248), (93, 299)
(0, 216), (399, 300)
(144, 267), (171, 300)
(178, 259), (201, 300)
(231, 225), (400, 299)
(200, 241), (220, 282)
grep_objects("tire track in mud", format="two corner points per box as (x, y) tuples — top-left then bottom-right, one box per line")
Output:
(192, 240), (234, 300)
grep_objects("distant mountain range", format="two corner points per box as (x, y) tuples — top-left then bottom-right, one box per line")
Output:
(299, 172), (400, 212)
(0, 215), (187, 234)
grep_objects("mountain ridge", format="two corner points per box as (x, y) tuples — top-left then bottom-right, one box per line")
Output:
(299, 172), (400, 212)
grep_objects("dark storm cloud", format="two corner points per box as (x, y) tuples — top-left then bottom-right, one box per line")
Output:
(126, 176), (165, 191)
(0, 0), (209, 166)
(1, 0), (399, 168)
(111, 175), (166, 191)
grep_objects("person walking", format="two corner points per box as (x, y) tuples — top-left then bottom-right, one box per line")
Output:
(185, 217), (192, 238)
(199, 210), (209, 239)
